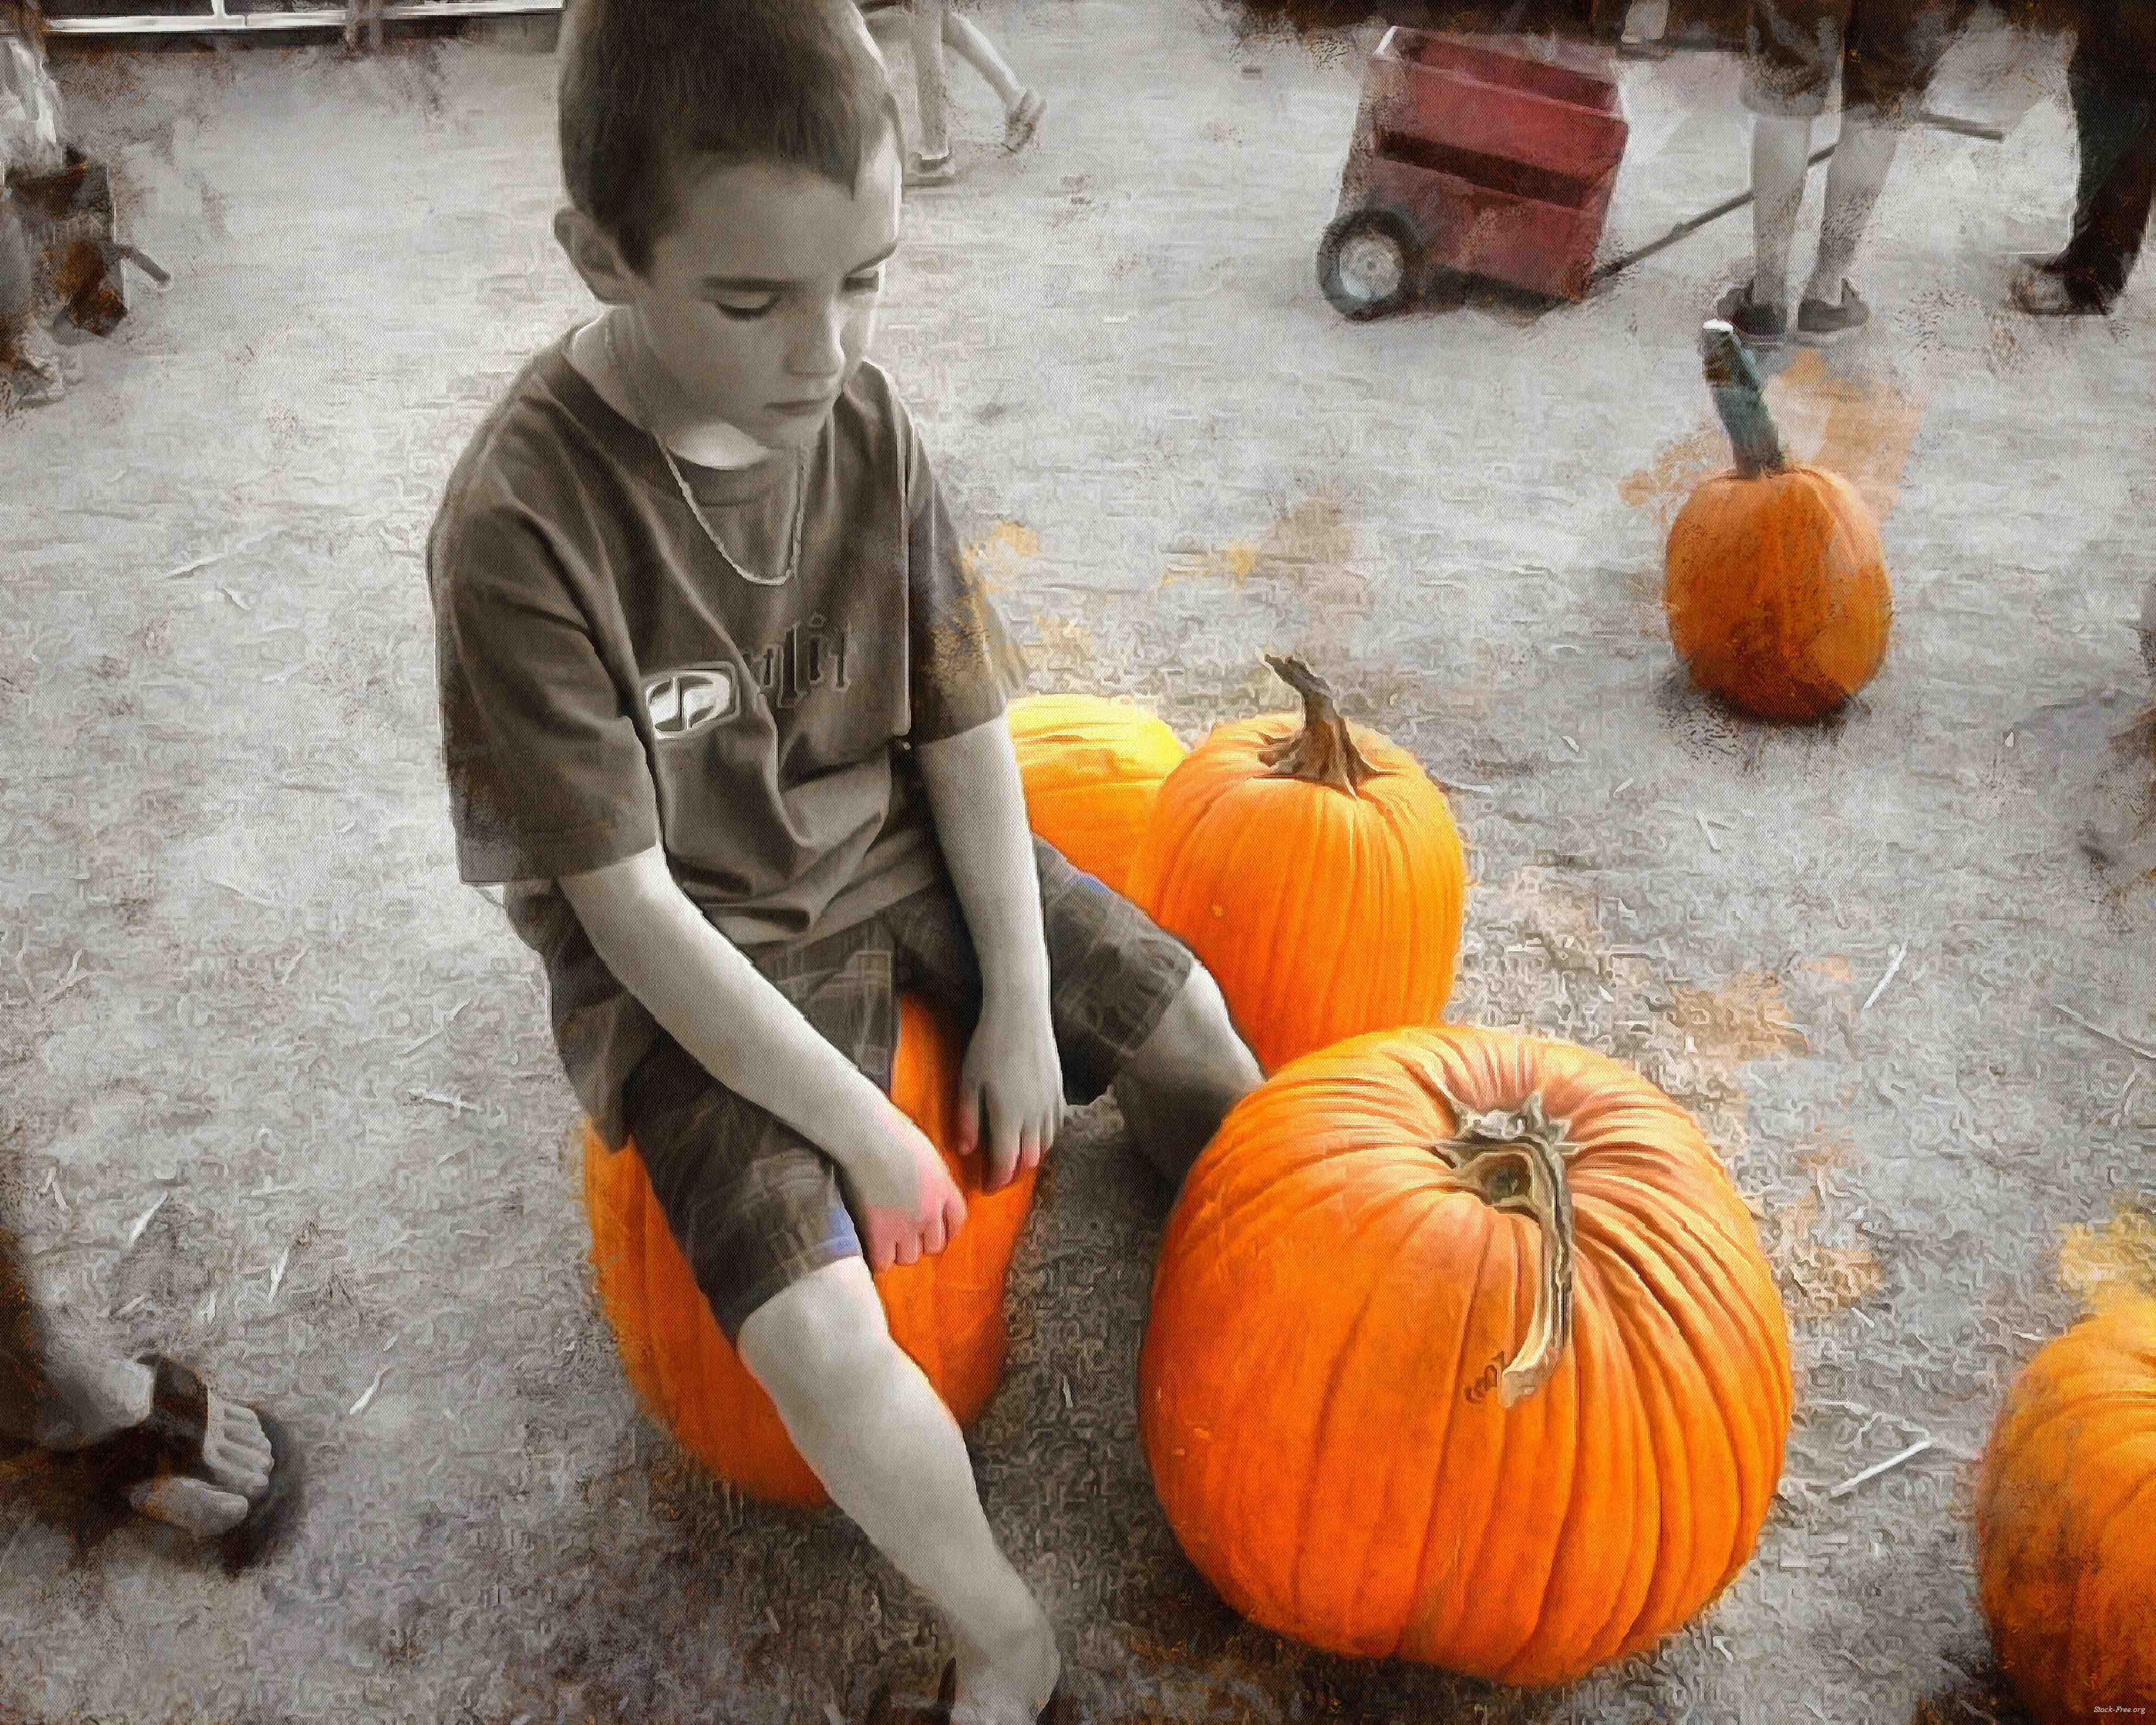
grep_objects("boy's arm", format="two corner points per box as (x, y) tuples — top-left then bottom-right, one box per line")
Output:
(915, 716), (1063, 1192)
(559, 847), (967, 1271)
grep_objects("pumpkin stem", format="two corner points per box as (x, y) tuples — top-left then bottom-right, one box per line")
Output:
(1428, 1086), (1579, 1408)
(1257, 654), (1378, 798)
(1699, 320), (1787, 481)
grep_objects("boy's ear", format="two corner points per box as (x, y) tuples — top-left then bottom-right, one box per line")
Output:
(553, 205), (637, 305)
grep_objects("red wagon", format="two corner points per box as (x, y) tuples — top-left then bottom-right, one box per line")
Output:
(1318, 26), (1629, 316)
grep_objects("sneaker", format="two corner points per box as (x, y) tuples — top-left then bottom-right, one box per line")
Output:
(1, 363), (66, 411)
(2008, 258), (2114, 317)
(1795, 279), (1871, 345)
(1004, 89), (1047, 153)
(27, 330), (83, 385)
(1712, 279), (1788, 347)
(904, 151), (957, 189)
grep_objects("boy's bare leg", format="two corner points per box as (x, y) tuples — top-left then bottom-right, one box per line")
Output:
(738, 1260), (1058, 1725)
(2, 1222), (269, 1537)
(1803, 116), (1899, 305)
(908, 0), (953, 163)
(1111, 967), (1263, 1193)
(1750, 114), (1815, 321)
(942, 11), (1025, 113)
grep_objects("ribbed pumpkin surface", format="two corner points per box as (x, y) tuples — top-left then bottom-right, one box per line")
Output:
(1007, 693), (1187, 898)
(582, 996), (1038, 1507)
(1976, 1298), (2156, 1723)
(1126, 693), (1466, 1075)
(1139, 1025), (1792, 1686)
(1664, 461), (1891, 724)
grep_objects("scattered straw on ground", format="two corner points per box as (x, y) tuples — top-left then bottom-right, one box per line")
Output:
(2056, 1200), (2156, 1312)
(1770, 1189), (1887, 1316)
(960, 520), (1043, 592)
(1665, 973), (1810, 1066)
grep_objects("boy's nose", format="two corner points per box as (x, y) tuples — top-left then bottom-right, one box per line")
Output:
(787, 300), (849, 378)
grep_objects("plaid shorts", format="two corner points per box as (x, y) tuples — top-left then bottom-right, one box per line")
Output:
(1742, 0), (1966, 128)
(618, 838), (1194, 1343)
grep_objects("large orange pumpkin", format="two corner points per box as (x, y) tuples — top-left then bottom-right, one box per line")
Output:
(582, 996), (1039, 1507)
(1975, 1298), (2156, 1723)
(1664, 321), (1892, 723)
(1138, 1024), (1793, 1685)
(1007, 693), (1187, 898)
(1125, 656), (1467, 1074)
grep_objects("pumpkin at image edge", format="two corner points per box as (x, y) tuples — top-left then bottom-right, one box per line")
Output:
(1975, 1296), (2156, 1724)
(582, 996), (1038, 1507)
(1127, 655), (1468, 1075)
(1138, 1022), (1793, 1686)
(1664, 321), (1892, 724)
(1007, 691), (1188, 898)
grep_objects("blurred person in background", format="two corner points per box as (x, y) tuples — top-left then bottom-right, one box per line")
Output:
(2008, 0), (2154, 316)
(860, 0), (1046, 188)
(1, 0), (71, 407)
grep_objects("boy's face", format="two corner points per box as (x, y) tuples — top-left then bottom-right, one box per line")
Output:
(628, 127), (903, 455)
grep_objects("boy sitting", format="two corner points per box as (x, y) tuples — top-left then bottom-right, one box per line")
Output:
(423, 2), (1262, 1719)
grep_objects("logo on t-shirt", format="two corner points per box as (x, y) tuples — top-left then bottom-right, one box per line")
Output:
(753, 615), (851, 712)
(643, 665), (740, 739)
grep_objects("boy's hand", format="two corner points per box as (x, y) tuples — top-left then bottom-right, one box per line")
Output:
(845, 1116), (969, 1272)
(959, 997), (1064, 1194)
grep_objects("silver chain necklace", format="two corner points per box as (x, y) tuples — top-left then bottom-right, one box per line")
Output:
(605, 315), (806, 589)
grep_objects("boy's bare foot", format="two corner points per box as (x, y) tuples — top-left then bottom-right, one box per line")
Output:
(952, 1607), (1061, 1725)
(35, 1350), (301, 1565)
(125, 1391), (274, 1538)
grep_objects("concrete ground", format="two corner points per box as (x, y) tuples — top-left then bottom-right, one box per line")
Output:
(3, 2), (2152, 1720)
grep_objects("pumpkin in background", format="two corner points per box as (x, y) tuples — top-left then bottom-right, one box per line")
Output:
(1664, 321), (1892, 723)
(582, 996), (1039, 1507)
(1007, 693), (1187, 898)
(1975, 1298), (2156, 1723)
(1138, 1024), (1793, 1685)
(1125, 655), (1467, 1074)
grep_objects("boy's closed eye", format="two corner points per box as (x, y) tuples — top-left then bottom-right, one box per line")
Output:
(711, 268), (888, 322)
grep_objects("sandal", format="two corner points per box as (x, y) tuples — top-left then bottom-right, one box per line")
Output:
(2009, 257), (2115, 317)
(864, 1659), (1065, 1724)
(2, 355), (67, 411)
(1004, 89), (1047, 154)
(75, 1355), (305, 1574)
(904, 151), (958, 190)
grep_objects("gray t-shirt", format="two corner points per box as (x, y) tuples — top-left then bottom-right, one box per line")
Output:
(426, 332), (1024, 1145)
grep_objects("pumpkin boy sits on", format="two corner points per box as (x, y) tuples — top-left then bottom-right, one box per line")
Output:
(423, 1), (1261, 1719)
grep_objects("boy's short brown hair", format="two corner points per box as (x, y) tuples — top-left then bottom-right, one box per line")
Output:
(558, 0), (901, 275)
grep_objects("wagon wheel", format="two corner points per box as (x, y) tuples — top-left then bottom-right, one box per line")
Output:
(1317, 206), (1422, 321)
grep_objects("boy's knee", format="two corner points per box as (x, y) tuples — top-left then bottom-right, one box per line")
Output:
(1134, 964), (1261, 1100)
(1114, 968), (1258, 1195)
(736, 1257), (893, 1404)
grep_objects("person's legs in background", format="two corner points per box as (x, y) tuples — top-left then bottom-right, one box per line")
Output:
(1730, 0), (1969, 344)
(2013, 0), (2156, 314)
(1747, 113), (1816, 331)
(1797, 114), (1899, 314)
(862, 0), (1045, 179)
(3, 1151), (291, 1558)
(1795, 0), (1971, 335)
(1721, 0), (1841, 341)
(0, 187), (64, 408)
(939, 9), (1046, 152)
(904, 0), (956, 184)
